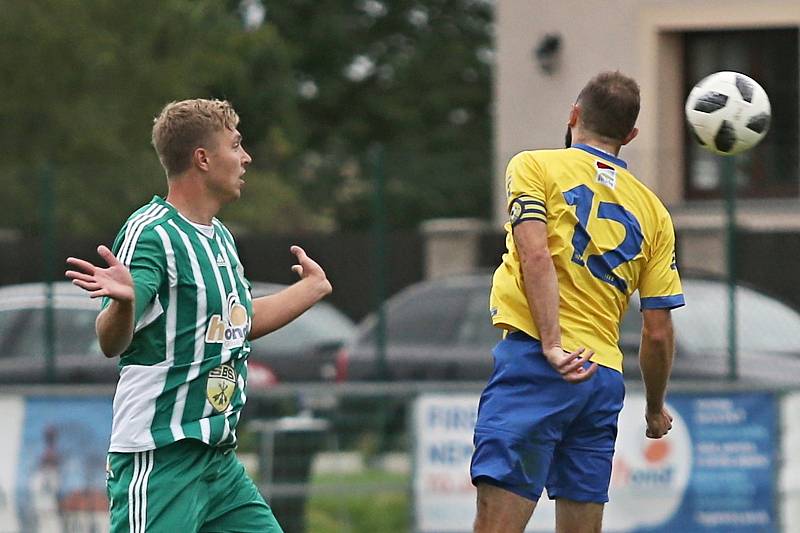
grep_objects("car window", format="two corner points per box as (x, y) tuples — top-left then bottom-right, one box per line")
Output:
(0, 308), (100, 359)
(455, 289), (502, 347)
(250, 303), (355, 354)
(619, 297), (643, 349)
(674, 282), (800, 354)
(362, 286), (473, 346)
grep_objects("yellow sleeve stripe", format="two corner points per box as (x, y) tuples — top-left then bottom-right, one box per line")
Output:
(518, 198), (546, 210)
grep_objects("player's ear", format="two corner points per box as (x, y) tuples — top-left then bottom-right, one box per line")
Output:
(621, 127), (639, 146)
(568, 104), (579, 127)
(193, 147), (210, 171)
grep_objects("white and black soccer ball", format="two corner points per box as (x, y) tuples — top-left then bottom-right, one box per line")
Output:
(684, 71), (771, 156)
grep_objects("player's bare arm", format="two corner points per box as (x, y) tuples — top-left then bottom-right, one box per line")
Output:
(513, 220), (597, 383)
(639, 308), (675, 438)
(248, 245), (332, 340)
(65, 245), (135, 358)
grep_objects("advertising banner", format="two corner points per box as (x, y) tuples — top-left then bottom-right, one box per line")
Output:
(0, 395), (112, 533)
(413, 391), (777, 533)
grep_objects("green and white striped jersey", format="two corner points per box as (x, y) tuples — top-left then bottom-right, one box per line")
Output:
(104, 196), (253, 453)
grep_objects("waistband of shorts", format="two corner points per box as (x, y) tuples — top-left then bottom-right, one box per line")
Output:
(505, 330), (539, 343)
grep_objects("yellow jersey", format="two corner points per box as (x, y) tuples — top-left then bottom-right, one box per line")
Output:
(490, 144), (684, 372)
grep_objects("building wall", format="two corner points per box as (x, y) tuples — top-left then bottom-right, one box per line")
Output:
(494, 0), (800, 226)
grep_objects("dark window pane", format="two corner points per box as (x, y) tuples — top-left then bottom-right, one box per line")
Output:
(250, 303), (355, 354)
(683, 29), (799, 199)
(0, 308), (99, 359)
(381, 287), (472, 345)
(455, 289), (501, 347)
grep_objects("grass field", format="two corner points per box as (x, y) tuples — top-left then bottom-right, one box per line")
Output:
(306, 468), (410, 533)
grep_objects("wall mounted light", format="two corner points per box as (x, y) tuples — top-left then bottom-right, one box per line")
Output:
(533, 33), (562, 75)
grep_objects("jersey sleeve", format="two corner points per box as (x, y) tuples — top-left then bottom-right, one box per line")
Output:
(638, 213), (685, 310)
(102, 226), (166, 323)
(505, 152), (547, 227)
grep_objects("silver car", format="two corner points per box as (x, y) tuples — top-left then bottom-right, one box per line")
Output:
(0, 281), (356, 387)
(341, 274), (800, 385)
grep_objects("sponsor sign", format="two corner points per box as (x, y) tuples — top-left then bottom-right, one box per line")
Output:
(0, 396), (24, 533)
(0, 395), (112, 533)
(413, 395), (480, 532)
(414, 391), (777, 533)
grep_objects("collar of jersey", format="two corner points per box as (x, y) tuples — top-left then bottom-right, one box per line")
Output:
(572, 143), (627, 169)
(152, 195), (216, 238)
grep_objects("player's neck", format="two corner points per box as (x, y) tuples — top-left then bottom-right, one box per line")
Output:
(166, 178), (220, 225)
(571, 131), (621, 157)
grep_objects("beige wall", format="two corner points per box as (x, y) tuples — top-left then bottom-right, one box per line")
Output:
(494, 0), (800, 228)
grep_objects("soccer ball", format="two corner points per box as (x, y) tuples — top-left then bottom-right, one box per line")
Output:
(684, 71), (771, 156)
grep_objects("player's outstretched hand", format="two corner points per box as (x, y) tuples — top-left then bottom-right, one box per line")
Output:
(543, 346), (597, 383)
(289, 245), (332, 296)
(645, 406), (673, 439)
(65, 245), (134, 302)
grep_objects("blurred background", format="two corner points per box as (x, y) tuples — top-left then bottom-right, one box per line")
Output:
(1, 0), (799, 532)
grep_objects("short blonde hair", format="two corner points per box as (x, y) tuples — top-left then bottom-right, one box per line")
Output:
(151, 99), (240, 177)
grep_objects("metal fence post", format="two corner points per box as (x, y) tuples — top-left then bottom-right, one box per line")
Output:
(723, 155), (738, 382)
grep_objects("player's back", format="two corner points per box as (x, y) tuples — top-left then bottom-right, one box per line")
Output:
(490, 144), (684, 372)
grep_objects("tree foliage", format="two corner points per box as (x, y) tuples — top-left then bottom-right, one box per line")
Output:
(265, 0), (494, 229)
(0, 0), (493, 236)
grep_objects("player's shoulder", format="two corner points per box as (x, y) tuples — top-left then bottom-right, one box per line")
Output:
(123, 197), (175, 231)
(622, 172), (671, 216)
(508, 147), (567, 164)
(506, 148), (571, 177)
(115, 197), (176, 249)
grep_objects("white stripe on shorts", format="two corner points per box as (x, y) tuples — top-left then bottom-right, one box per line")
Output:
(128, 450), (154, 533)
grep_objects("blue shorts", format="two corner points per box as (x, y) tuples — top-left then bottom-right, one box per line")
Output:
(470, 332), (625, 503)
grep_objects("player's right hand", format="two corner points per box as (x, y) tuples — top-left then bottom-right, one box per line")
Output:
(65, 245), (135, 302)
(645, 407), (673, 439)
(543, 346), (597, 383)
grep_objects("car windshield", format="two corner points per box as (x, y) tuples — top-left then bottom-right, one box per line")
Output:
(455, 288), (503, 347)
(250, 303), (355, 353)
(360, 281), (498, 347)
(672, 280), (800, 354)
(0, 307), (100, 359)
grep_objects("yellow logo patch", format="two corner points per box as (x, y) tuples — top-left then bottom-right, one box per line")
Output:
(207, 363), (237, 412)
(510, 201), (522, 225)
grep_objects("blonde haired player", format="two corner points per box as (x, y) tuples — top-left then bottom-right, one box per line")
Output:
(66, 99), (331, 532)
(471, 72), (683, 533)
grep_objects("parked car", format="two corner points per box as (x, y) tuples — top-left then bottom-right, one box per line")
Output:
(0, 282), (112, 384)
(339, 273), (800, 385)
(0, 281), (356, 387)
(338, 274), (500, 381)
(620, 276), (800, 385)
(247, 282), (356, 384)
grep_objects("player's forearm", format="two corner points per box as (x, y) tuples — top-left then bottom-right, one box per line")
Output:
(639, 323), (675, 412)
(520, 247), (561, 349)
(96, 300), (135, 358)
(248, 277), (332, 340)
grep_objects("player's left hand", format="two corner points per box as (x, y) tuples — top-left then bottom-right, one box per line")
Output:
(543, 346), (598, 383)
(645, 406), (673, 439)
(290, 245), (332, 296)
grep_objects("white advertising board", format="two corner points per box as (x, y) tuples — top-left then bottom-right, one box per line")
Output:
(0, 396), (24, 533)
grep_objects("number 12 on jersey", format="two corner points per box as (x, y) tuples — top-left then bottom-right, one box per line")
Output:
(562, 184), (643, 293)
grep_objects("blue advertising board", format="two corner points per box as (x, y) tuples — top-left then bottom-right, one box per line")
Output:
(13, 395), (112, 533)
(575, 392), (777, 533)
(413, 391), (779, 533)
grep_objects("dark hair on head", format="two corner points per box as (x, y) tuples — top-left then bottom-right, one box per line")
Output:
(576, 71), (640, 142)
